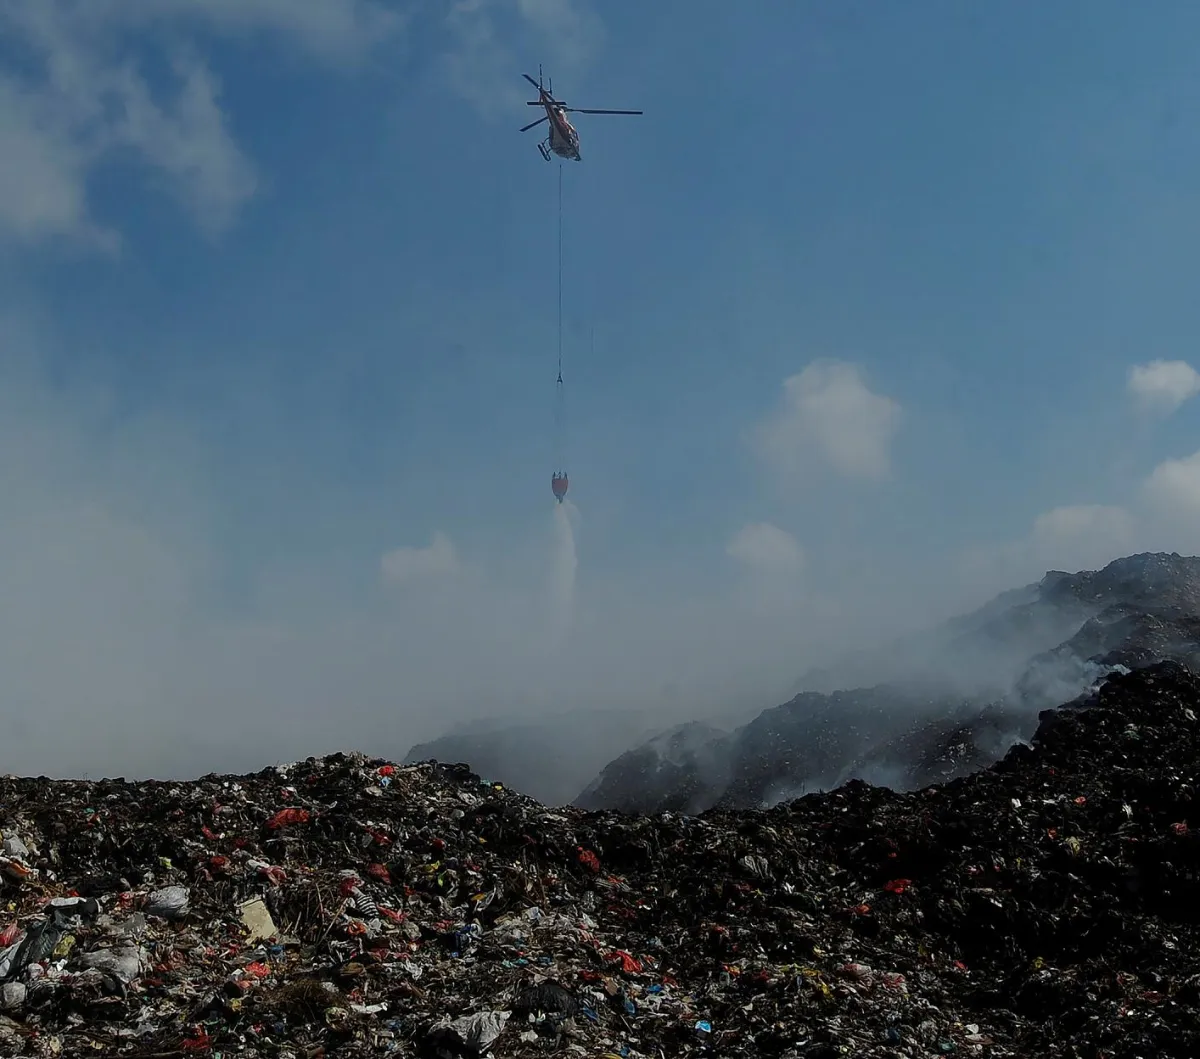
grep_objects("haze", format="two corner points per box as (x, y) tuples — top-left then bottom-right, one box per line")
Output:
(1, 1), (1200, 785)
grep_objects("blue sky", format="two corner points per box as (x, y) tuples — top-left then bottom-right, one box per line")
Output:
(2, 0), (1200, 780)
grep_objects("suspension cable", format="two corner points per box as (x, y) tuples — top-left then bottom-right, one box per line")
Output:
(557, 162), (563, 382)
(554, 163), (566, 476)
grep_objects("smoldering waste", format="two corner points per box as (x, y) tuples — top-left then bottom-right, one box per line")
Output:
(2, 662), (1200, 1058)
(576, 551), (1200, 816)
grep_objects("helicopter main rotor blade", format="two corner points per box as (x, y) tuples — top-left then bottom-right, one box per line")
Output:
(523, 73), (540, 88)
(519, 115), (549, 132)
(563, 108), (643, 115)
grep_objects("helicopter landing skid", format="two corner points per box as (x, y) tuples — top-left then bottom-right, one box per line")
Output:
(538, 140), (552, 161)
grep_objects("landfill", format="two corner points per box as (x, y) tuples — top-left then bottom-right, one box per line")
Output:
(577, 551), (1200, 816)
(1, 661), (1199, 1057)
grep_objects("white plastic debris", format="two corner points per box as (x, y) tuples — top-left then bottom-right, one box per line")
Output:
(144, 885), (190, 920)
(431, 1010), (510, 1053)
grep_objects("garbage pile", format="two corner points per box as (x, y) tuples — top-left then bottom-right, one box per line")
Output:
(578, 552), (1200, 815)
(3, 661), (1200, 1057)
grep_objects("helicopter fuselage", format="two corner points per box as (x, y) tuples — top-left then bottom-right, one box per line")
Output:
(543, 102), (581, 161)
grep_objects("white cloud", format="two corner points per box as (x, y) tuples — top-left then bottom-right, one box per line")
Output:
(727, 522), (805, 576)
(443, 0), (519, 117)
(139, 0), (403, 67)
(0, 76), (115, 250)
(0, 0), (404, 247)
(957, 441), (1200, 604)
(380, 531), (461, 584)
(443, 0), (603, 116)
(1128, 359), (1200, 416)
(1143, 450), (1200, 519)
(18, 0), (404, 68)
(111, 55), (258, 237)
(955, 503), (1139, 604)
(756, 360), (902, 481)
(1030, 504), (1137, 552)
(516, 0), (603, 71)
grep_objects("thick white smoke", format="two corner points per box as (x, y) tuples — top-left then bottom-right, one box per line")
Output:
(550, 500), (578, 643)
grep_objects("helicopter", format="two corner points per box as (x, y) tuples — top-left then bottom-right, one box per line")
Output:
(519, 66), (642, 162)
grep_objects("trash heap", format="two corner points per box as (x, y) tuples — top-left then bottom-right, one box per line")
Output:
(2, 661), (1200, 1058)
(576, 551), (1200, 816)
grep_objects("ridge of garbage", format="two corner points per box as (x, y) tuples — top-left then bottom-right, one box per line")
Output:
(577, 551), (1200, 814)
(2, 660), (1199, 1056)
